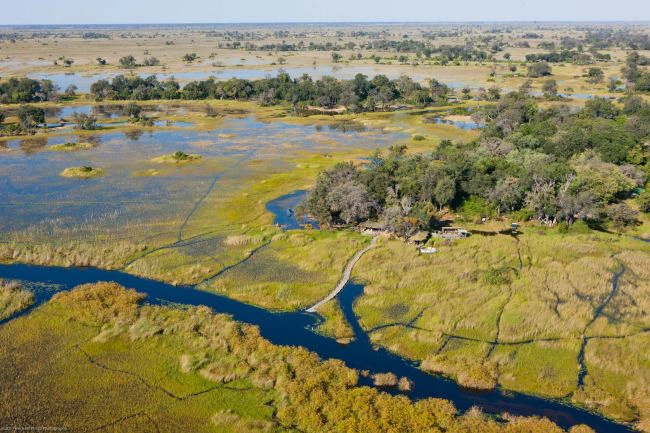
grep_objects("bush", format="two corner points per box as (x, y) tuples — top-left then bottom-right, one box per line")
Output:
(512, 207), (534, 222)
(637, 192), (650, 213)
(459, 196), (494, 222)
(119, 55), (137, 69)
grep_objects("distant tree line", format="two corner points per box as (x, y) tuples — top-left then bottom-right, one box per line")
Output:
(525, 50), (611, 65)
(88, 72), (457, 111)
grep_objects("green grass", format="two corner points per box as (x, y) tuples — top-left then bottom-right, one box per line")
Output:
(202, 230), (368, 310)
(0, 280), (34, 320)
(314, 299), (354, 343)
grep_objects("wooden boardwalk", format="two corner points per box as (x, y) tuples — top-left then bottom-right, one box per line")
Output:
(306, 236), (378, 313)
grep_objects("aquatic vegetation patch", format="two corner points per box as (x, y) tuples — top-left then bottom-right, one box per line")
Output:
(47, 141), (95, 151)
(151, 151), (202, 163)
(59, 166), (104, 178)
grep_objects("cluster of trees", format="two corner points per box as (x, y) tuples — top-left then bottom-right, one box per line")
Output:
(89, 72), (456, 111)
(622, 52), (650, 92)
(527, 62), (553, 78)
(118, 55), (160, 68)
(0, 77), (58, 104)
(525, 50), (610, 65)
(2, 105), (46, 133)
(304, 92), (649, 234)
(82, 32), (110, 39)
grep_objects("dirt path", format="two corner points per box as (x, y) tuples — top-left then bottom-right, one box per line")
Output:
(306, 236), (378, 313)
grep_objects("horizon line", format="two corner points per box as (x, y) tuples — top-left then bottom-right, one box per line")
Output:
(2, 20), (650, 27)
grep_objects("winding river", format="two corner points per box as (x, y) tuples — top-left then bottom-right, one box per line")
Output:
(0, 261), (636, 433)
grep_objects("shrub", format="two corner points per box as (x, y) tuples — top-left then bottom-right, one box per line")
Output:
(637, 192), (650, 213)
(483, 266), (512, 285)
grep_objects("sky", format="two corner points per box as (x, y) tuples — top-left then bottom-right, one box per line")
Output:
(1, 0), (649, 25)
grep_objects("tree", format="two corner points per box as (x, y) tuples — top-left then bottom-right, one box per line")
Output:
(142, 57), (160, 66)
(433, 177), (456, 211)
(608, 76), (619, 92)
(72, 113), (97, 130)
(17, 105), (45, 129)
(518, 80), (533, 97)
(65, 84), (77, 97)
(583, 97), (618, 119)
(527, 61), (552, 78)
(331, 52), (342, 63)
(637, 192), (650, 213)
(542, 80), (558, 98)
(429, 79), (449, 102)
(607, 203), (638, 230)
(525, 178), (557, 222)
(556, 179), (598, 225)
(488, 177), (524, 215)
(487, 86), (501, 101)
(119, 55), (137, 69)
(326, 181), (376, 224)
(304, 162), (372, 225)
(123, 102), (142, 119)
(587, 67), (604, 84)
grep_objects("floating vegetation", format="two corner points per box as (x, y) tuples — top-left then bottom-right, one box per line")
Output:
(151, 151), (202, 163)
(60, 166), (104, 178)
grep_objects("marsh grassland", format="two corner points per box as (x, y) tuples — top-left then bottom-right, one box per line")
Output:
(0, 279), (33, 320)
(353, 230), (650, 426)
(0, 282), (600, 433)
